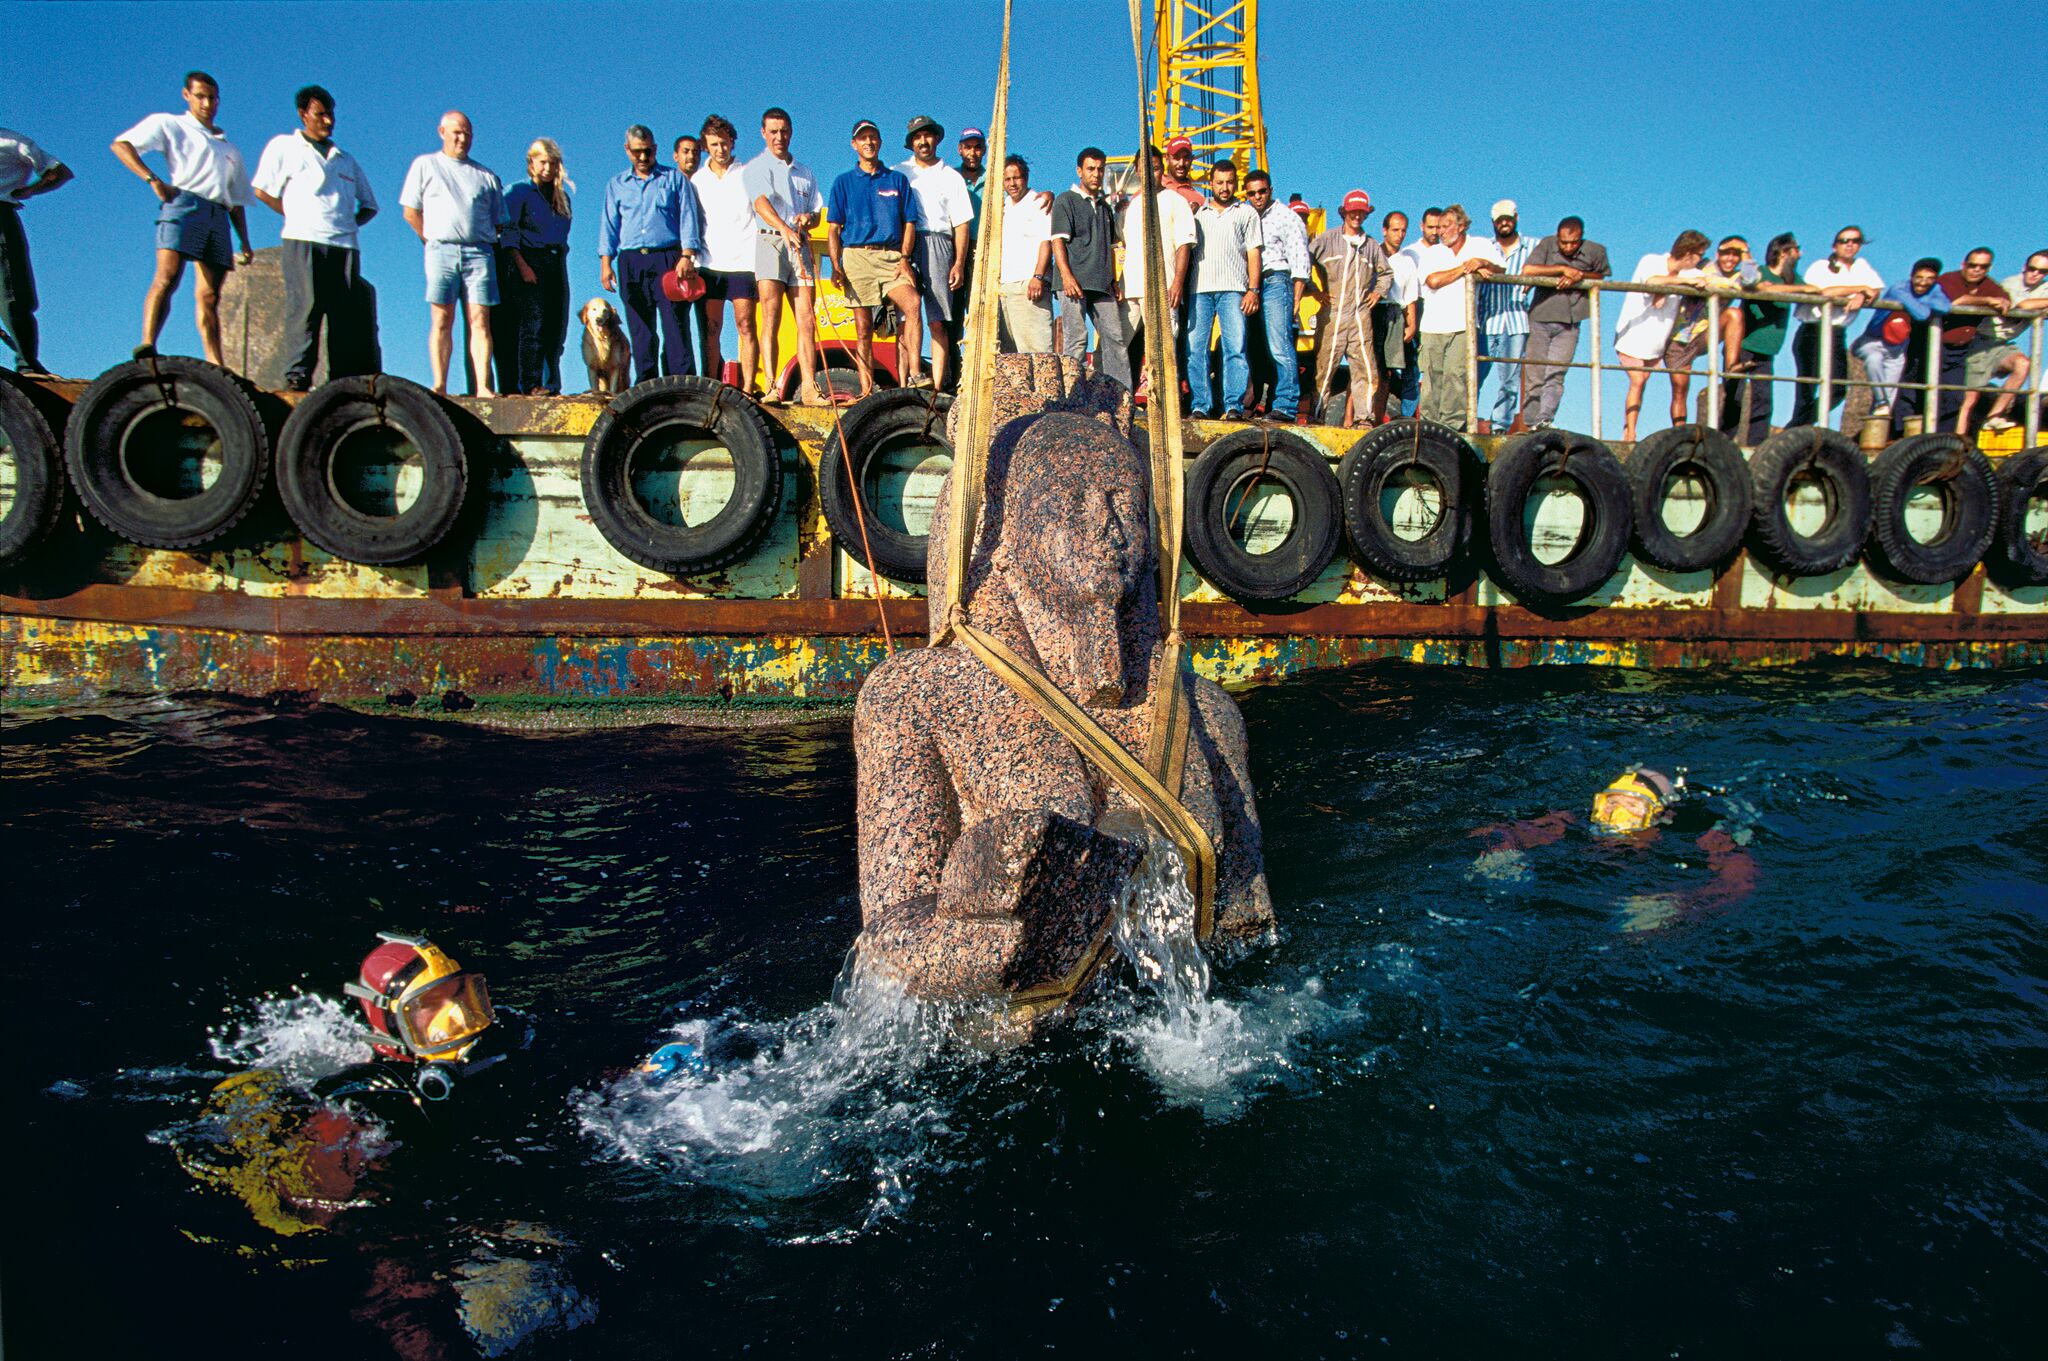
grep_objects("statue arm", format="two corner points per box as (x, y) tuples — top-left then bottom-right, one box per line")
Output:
(853, 659), (958, 924)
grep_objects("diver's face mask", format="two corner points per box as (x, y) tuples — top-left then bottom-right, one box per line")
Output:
(1590, 769), (1681, 835)
(345, 933), (497, 1062)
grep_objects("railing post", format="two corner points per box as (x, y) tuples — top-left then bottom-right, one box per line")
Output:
(2028, 315), (2043, 447)
(1589, 286), (1603, 442)
(1465, 274), (1480, 433)
(1923, 314), (1942, 435)
(1707, 293), (1723, 429)
(1817, 302), (1835, 429)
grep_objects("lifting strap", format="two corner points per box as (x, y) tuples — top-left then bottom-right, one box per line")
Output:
(928, 0), (1216, 1020)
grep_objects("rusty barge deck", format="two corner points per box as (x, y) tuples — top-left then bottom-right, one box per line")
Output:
(3, 382), (2044, 722)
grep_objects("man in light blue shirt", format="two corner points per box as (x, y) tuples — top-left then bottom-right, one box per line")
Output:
(399, 110), (508, 395)
(598, 124), (705, 382)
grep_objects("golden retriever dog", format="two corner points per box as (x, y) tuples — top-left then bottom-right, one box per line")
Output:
(580, 298), (633, 394)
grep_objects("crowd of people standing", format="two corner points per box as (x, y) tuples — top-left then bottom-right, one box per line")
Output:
(1, 70), (2043, 442)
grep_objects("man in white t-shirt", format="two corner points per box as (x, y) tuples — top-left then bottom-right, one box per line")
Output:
(0, 126), (73, 375)
(252, 84), (379, 389)
(1789, 224), (1883, 428)
(1415, 204), (1505, 431)
(1385, 212), (1422, 417)
(897, 115), (975, 392)
(692, 114), (761, 393)
(1118, 149), (1197, 395)
(1611, 230), (1709, 442)
(743, 107), (827, 404)
(111, 71), (254, 367)
(993, 155), (1055, 354)
(399, 111), (509, 396)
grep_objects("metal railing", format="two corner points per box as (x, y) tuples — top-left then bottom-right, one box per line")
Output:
(1448, 273), (2046, 445)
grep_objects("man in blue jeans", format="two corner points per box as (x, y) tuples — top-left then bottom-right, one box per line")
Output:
(1188, 160), (1262, 418)
(1242, 169), (1309, 421)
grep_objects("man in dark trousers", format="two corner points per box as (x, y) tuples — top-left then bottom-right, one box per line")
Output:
(598, 124), (705, 382)
(0, 126), (72, 375)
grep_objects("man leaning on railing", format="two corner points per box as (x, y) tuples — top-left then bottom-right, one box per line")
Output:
(1789, 225), (1881, 428)
(1512, 215), (1609, 434)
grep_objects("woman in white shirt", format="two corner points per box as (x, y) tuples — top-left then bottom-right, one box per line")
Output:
(1612, 230), (1708, 442)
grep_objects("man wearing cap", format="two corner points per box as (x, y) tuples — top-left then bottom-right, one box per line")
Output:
(1241, 169), (1310, 422)
(1118, 147), (1197, 397)
(1188, 159), (1262, 419)
(252, 85), (379, 391)
(597, 124), (705, 384)
(1516, 215), (1612, 433)
(398, 111), (508, 396)
(745, 107), (826, 405)
(1050, 146), (1132, 389)
(897, 115), (974, 393)
(1416, 204), (1504, 431)
(827, 118), (927, 395)
(995, 155), (1054, 354)
(0, 125), (72, 376)
(1475, 199), (1534, 433)
(1788, 225), (1881, 429)
(112, 71), (255, 368)
(1309, 190), (1394, 428)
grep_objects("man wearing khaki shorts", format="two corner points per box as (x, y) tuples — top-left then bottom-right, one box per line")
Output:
(744, 107), (826, 403)
(826, 118), (926, 396)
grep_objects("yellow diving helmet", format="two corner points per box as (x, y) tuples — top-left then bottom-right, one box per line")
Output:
(1590, 767), (1681, 834)
(343, 931), (496, 1062)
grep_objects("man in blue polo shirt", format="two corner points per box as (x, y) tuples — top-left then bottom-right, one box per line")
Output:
(598, 124), (706, 383)
(826, 118), (927, 396)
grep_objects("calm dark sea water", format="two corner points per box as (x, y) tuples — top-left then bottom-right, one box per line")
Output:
(4, 664), (2045, 1360)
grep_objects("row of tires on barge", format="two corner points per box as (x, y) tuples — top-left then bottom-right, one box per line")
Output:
(3, 360), (2044, 603)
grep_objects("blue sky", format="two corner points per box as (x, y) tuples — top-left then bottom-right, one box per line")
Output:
(6, 0), (2042, 435)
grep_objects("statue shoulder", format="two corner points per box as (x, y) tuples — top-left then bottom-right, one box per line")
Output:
(854, 646), (991, 728)
(1185, 674), (1250, 744)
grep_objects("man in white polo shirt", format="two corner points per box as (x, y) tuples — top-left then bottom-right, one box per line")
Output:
(1416, 204), (1504, 431)
(0, 126), (73, 376)
(252, 84), (379, 390)
(112, 70), (254, 367)
(400, 110), (509, 397)
(1788, 224), (1883, 428)
(692, 114), (760, 392)
(744, 107), (826, 404)
(994, 154), (1054, 354)
(897, 115), (975, 393)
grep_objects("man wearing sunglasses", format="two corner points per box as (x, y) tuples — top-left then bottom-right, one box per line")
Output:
(1963, 250), (2048, 433)
(1789, 225), (1881, 428)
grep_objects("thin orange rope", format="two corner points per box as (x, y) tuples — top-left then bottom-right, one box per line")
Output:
(828, 397), (894, 654)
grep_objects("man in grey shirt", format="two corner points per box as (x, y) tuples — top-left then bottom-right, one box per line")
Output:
(1049, 146), (1130, 389)
(1513, 215), (1610, 432)
(1189, 160), (1262, 418)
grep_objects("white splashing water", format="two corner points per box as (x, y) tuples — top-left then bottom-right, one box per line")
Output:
(207, 991), (378, 1088)
(1105, 835), (1348, 1117)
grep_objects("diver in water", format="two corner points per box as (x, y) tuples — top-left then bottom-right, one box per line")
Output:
(174, 932), (595, 1359)
(1470, 767), (1758, 929)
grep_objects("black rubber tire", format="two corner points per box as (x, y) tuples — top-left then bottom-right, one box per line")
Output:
(1625, 424), (1753, 572)
(1990, 449), (2048, 585)
(275, 375), (467, 565)
(819, 388), (953, 582)
(1864, 434), (1998, 585)
(63, 356), (268, 548)
(1183, 427), (1342, 601)
(1336, 418), (1478, 581)
(0, 369), (66, 568)
(1746, 426), (1872, 576)
(581, 375), (783, 574)
(1484, 429), (1633, 605)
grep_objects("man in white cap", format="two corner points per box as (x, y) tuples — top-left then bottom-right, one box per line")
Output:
(1309, 189), (1394, 427)
(1475, 198), (1534, 433)
(897, 114), (972, 392)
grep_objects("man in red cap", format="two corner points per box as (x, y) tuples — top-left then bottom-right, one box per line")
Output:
(1161, 136), (1205, 211)
(1309, 189), (1394, 427)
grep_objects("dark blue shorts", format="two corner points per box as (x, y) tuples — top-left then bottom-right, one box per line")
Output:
(700, 269), (756, 302)
(154, 191), (233, 270)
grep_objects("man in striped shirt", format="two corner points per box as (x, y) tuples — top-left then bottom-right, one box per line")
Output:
(1475, 199), (1534, 434)
(1243, 169), (1310, 421)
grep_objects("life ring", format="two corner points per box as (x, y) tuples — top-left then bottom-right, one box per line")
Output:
(1864, 433), (1997, 584)
(581, 376), (783, 574)
(1990, 449), (2048, 585)
(63, 356), (269, 548)
(275, 375), (467, 565)
(1625, 424), (1752, 572)
(1335, 418), (1478, 581)
(1746, 427), (1871, 577)
(1183, 426), (1342, 602)
(819, 388), (953, 583)
(1484, 429), (1632, 606)
(0, 370), (66, 568)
